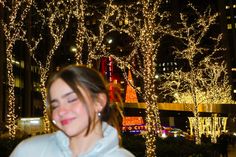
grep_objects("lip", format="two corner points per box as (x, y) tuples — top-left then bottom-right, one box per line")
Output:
(60, 118), (76, 126)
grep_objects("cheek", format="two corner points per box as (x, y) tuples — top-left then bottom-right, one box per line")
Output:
(74, 104), (87, 116)
(51, 110), (59, 121)
(73, 103), (94, 122)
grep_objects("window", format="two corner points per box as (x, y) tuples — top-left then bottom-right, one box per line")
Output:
(227, 24), (232, 29)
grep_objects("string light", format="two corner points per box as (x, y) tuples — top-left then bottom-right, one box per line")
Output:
(85, 1), (164, 156)
(159, 4), (235, 144)
(188, 114), (228, 143)
(31, 0), (71, 133)
(2, 1), (230, 156)
(34, 1), (164, 155)
(1, 0), (33, 139)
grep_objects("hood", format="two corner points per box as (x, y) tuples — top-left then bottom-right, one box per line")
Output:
(55, 122), (120, 157)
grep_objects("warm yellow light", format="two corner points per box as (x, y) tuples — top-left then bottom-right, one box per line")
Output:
(159, 4), (234, 145)
(188, 115), (228, 143)
(70, 46), (78, 53)
(2, 0), (33, 139)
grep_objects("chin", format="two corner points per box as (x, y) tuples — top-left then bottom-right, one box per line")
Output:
(63, 129), (86, 138)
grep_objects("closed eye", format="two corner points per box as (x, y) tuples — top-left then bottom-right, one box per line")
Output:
(66, 93), (79, 104)
(68, 97), (78, 103)
(51, 101), (59, 110)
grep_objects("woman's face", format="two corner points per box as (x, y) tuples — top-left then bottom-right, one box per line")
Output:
(49, 78), (96, 137)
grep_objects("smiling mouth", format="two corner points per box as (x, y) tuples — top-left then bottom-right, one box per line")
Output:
(61, 118), (75, 126)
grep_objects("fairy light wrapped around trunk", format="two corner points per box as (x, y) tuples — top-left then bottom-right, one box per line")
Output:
(1, 0), (33, 139)
(188, 114), (228, 144)
(159, 3), (235, 145)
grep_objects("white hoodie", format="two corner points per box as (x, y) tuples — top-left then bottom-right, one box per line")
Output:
(10, 122), (135, 157)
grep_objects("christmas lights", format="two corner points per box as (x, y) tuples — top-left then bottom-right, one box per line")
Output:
(159, 4), (235, 144)
(188, 114), (228, 143)
(1, 0), (33, 139)
(87, 1), (164, 156)
(2, 1), (232, 156)
(31, 0), (71, 133)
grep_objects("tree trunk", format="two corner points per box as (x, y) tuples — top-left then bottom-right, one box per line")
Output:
(0, 4), (5, 125)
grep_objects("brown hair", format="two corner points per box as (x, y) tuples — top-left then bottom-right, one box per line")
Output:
(46, 65), (122, 135)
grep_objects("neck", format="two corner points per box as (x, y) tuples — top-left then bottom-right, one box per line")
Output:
(70, 122), (103, 157)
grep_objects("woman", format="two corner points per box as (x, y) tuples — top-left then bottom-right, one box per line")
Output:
(10, 65), (135, 157)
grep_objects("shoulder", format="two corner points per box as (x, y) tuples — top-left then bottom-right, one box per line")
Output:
(19, 133), (54, 146)
(10, 133), (56, 157)
(104, 147), (135, 157)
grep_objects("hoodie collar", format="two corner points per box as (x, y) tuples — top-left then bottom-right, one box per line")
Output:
(55, 122), (119, 157)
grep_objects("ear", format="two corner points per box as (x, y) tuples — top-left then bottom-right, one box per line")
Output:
(95, 93), (107, 112)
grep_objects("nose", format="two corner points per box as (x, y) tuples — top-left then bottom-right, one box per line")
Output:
(56, 105), (69, 117)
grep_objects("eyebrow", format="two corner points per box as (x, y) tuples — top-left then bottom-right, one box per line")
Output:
(50, 91), (75, 104)
(62, 91), (75, 98)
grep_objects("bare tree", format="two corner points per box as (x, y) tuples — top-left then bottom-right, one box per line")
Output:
(28, 0), (123, 133)
(159, 4), (234, 144)
(86, 1), (169, 156)
(26, 0), (72, 132)
(72, 0), (119, 65)
(0, 0), (33, 139)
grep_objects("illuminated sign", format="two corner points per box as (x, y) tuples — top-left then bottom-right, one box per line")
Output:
(122, 116), (144, 126)
(122, 116), (145, 133)
(122, 125), (146, 132)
